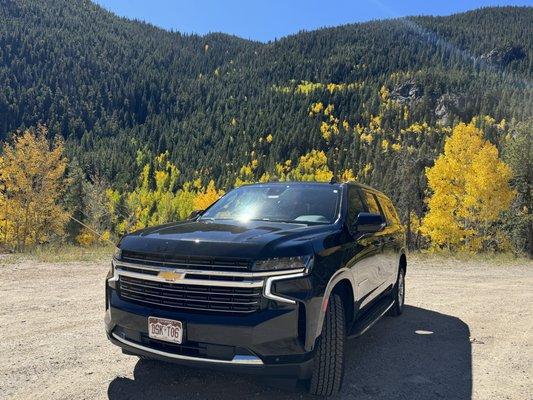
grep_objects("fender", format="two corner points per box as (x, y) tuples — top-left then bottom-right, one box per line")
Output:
(397, 248), (407, 274)
(305, 266), (356, 351)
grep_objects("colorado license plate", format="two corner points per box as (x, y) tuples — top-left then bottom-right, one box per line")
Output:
(148, 317), (183, 344)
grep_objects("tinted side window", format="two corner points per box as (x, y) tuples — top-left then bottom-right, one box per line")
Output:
(363, 190), (382, 215)
(347, 186), (365, 225)
(378, 195), (401, 226)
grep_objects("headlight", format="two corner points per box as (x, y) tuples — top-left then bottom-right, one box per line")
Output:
(253, 255), (313, 272)
(113, 246), (122, 260)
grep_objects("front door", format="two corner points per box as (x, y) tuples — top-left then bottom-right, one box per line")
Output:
(343, 186), (384, 309)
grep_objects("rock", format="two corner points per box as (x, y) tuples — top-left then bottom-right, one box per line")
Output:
(435, 93), (465, 125)
(480, 45), (526, 65)
(390, 79), (424, 103)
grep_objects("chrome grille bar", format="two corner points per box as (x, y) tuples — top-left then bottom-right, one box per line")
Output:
(120, 279), (261, 297)
(116, 268), (264, 288)
(114, 260), (305, 278)
(120, 287), (259, 305)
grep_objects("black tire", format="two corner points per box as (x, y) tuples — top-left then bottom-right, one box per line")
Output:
(388, 267), (405, 316)
(308, 293), (346, 397)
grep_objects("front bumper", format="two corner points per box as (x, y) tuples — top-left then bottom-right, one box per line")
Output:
(105, 278), (321, 378)
(107, 327), (314, 378)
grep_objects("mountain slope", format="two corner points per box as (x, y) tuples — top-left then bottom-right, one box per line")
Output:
(0, 0), (531, 193)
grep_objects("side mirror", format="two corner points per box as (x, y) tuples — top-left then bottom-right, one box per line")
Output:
(353, 212), (385, 233)
(188, 209), (204, 220)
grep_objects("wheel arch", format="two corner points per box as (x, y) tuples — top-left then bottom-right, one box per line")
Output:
(307, 269), (356, 351)
(331, 279), (355, 329)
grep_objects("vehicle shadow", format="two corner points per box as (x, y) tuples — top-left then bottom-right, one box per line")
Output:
(107, 305), (472, 399)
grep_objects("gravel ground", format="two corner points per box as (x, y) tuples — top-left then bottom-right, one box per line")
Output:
(1, 255), (532, 400)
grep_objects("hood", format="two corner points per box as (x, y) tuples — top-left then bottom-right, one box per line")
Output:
(118, 219), (337, 260)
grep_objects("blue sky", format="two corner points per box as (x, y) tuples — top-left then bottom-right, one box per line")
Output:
(94, 0), (533, 42)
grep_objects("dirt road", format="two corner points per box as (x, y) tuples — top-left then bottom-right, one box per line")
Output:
(1, 255), (532, 400)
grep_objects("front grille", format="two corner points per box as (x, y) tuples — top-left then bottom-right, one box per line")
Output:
(118, 275), (262, 314)
(121, 250), (252, 272)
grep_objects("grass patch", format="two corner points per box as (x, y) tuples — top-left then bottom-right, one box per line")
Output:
(1, 243), (115, 264)
(409, 250), (532, 267)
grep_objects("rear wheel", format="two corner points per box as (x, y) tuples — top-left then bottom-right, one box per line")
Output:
(308, 293), (346, 397)
(388, 268), (405, 316)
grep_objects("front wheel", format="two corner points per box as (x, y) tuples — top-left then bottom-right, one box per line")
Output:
(388, 268), (405, 316)
(308, 293), (346, 397)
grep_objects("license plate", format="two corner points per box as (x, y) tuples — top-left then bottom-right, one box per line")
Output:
(148, 317), (183, 344)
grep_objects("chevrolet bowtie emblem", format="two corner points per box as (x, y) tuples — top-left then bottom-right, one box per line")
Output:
(158, 271), (185, 282)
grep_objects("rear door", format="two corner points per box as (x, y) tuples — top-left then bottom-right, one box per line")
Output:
(360, 190), (389, 302)
(376, 195), (403, 286)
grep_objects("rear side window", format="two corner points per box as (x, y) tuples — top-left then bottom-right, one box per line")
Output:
(363, 190), (382, 215)
(378, 195), (401, 226)
(347, 185), (365, 225)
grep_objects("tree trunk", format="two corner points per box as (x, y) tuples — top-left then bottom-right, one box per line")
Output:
(406, 204), (412, 251)
(527, 222), (533, 260)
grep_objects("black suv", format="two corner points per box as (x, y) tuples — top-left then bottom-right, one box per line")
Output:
(105, 181), (406, 396)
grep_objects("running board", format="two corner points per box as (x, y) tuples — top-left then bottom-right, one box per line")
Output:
(347, 297), (394, 339)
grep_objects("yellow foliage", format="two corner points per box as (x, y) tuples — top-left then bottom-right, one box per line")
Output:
(265, 133), (273, 143)
(271, 84), (292, 94)
(292, 81), (363, 95)
(106, 188), (131, 235)
(381, 139), (389, 151)
(391, 143), (402, 152)
(340, 169), (356, 182)
(235, 159), (259, 187)
(193, 180), (225, 210)
(463, 145), (514, 223)
(379, 85), (390, 101)
(420, 123), (515, 251)
(101, 230), (111, 242)
(360, 132), (373, 144)
(76, 228), (98, 247)
(274, 160), (292, 180)
(295, 81), (324, 95)
(309, 102), (324, 116)
(76, 228), (110, 247)
(126, 152), (181, 229)
(320, 122), (332, 141)
(324, 104), (334, 117)
(325, 82), (363, 93)
(258, 172), (271, 182)
(409, 212), (422, 235)
(282, 150), (333, 182)
(403, 122), (429, 134)
(342, 120), (350, 131)
(358, 163), (373, 179)
(403, 106), (410, 121)
(0, 127), (69, 250)
(369, 115), (381, 131)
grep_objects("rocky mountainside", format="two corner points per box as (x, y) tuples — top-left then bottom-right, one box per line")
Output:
(0, 1), (531, 191)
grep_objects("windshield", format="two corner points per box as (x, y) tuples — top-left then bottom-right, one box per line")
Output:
(200, 184), (341, 224)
